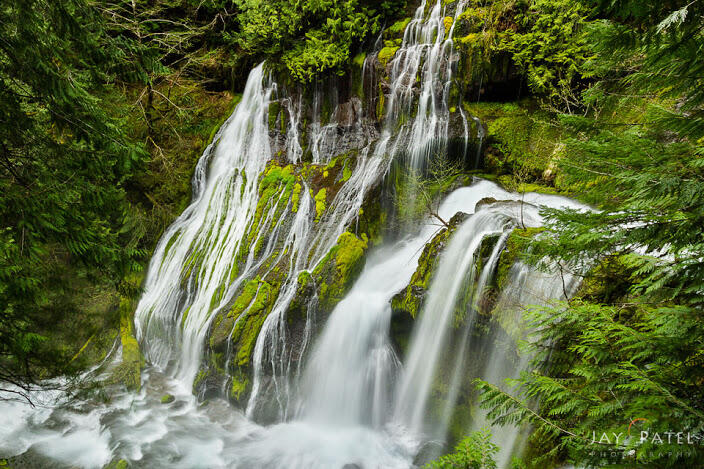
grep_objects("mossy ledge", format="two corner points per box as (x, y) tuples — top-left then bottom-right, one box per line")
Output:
(107, 272), (145, 391)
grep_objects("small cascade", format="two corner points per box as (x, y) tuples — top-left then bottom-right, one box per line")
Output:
(470, 259), (582, 469)
(377, 0), (469, 172)
(471, 116), (485, 168)
(393, 209), (514, 435)
(392, 185), (588, 464)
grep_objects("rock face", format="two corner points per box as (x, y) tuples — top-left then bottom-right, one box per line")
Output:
(389, 212), (468, 352)
(191, 78), (385, 409)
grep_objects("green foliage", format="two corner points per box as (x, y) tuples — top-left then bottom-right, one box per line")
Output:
(0, 0), (147, 398)
(580, 0), (704, 140)
(426, 428), (499, 469)
(231, 0), (406, 82)
(497, 0), (592, 109)
(477, 300), (704, 467)
(476, 3), (704, 468)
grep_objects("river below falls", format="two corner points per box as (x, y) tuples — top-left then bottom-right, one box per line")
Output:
(0, 180), (588, 469)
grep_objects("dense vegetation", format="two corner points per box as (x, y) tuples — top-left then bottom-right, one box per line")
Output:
(470, 1), (704, 468)
(1, 0), (703, 468)
(0, 0), (404, 400)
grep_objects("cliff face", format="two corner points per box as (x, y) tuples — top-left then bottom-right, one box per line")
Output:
(122, 0), (572, 412)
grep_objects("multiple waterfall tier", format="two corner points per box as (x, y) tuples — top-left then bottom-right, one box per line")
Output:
(0, 1), (590, 468)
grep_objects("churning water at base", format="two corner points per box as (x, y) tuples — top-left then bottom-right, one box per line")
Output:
(0, 1), (593, 466)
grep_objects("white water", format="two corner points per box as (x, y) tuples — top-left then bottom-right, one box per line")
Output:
(246, 0), (472, 418)
(0, 182), (587, 469)
(0, 1), (594, 467)
(395, 189), (587, 437)
(134, 64), (277, 386)
(377, 0), (468, 171)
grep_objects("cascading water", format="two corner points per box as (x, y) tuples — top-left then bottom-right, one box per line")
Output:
(246, 0), (472, 418)
(377, 0), (468, 171)
(392, 186), (588, 465)
(0, 1), (595, 467)
(133, 63), (288, 386)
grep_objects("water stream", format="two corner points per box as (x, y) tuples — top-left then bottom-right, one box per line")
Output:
(0, 1), (592, 467)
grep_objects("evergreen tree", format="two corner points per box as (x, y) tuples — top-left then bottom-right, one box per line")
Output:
(0, 0), (145, 400)
(476, 1), (704, 467)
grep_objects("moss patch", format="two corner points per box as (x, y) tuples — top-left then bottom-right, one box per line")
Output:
(314, 188), (327, 222)
(312, 231), (369, 311)
(465, 100), (571, 190)
(378, 46), (400, 67)
(495, 227), (544, 291)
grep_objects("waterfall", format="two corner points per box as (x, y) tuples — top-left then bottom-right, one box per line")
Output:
(246, 0), (472, 418)
(378, 0), (468, 171)
(289, 0), (472, 427)
(0, 0), (598, 467)
(134, 64), (276, 386)
(471, 259), (582, 469)
(392, 186), (587, 464)
(393, 208), (514, 435)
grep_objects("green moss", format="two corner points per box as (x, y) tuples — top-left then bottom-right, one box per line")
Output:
(334, 232), (368, 280)
(311, 231), (369, 311)
(104, 460), (129, 469)
(292, 183), (302, 212)
(391, 226), (453, 318)
(108, 297), (143, 391)
(495, 227), (544, 291)
(230, 369), (249, 403)
(464, 100), (570, 189)
(443, 16), (453, 35)
(297, 270), (311, 287)
(378, 46), (400, 66)
(314, 188), (327, 222)
(160, 393), (175, 404)
(386, 18), (411, 38)
(341, 161), (352, 182)
(228, 278), (260, 319)
(352, 52), (366, 68)
(229, 280), (275, 366)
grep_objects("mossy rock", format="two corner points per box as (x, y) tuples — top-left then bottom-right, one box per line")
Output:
(391, 212), (468, 319)
(228, 278), (277, 367)
(385, 18), (412, 39)
(575, 255), (635, 304)
(495, 227), (544, 291)
(107, 287), (144, 391)
(378, 46), (400, 67)
(464, 100), (572, 191)
(160, 393), (175, 404)
(312, 231), (369, 311)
